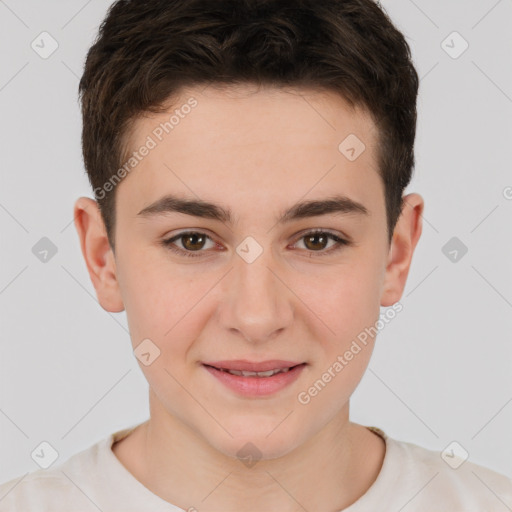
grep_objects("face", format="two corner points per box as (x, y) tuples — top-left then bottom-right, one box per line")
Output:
(76, 84), (421, 461)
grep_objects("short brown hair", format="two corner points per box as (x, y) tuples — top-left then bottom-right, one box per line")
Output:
(79, 0), (419, 252)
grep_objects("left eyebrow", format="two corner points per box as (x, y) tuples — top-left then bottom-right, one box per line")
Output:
(279, 195), (369, 223)
(137, 193), (369, 224)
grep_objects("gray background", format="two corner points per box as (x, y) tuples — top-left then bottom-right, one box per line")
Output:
(1, 0), (511, 492)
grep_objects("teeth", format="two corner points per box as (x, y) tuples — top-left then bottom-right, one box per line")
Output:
(221, 367), (292, 377)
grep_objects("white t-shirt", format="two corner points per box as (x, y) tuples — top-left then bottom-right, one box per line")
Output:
(1, 424), (511, 511)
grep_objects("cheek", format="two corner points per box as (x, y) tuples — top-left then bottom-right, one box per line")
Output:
(293, 257), (384, 346)
(116, 249), (209, 351)
(293, 265), (382, 418)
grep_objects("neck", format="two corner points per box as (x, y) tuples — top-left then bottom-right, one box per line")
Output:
(113, 392), (385, 511)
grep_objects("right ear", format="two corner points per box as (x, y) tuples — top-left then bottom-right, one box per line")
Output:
(73, 197), (125, 312)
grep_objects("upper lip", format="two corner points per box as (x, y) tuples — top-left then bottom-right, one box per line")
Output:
(203, 360), (305, 372)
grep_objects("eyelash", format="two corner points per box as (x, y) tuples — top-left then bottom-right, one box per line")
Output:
(161, 229), (351, 259)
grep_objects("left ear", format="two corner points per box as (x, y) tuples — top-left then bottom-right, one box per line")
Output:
(380, 193), (424, 307)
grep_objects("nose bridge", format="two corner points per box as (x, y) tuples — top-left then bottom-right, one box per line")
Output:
(220, 242), (293, 342)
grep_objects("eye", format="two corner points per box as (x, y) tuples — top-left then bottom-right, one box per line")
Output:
(161, 231), (218, 258)
(291, 229), (351, 256)
(161, 229), (351, 258)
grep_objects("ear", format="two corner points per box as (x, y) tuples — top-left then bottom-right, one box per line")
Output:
(73, 197), (125, 313)
(380, 193), (424, 307)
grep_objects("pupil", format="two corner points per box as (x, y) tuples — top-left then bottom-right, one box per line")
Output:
(305, 233), (327, 251)
(184, 233), (205, 250)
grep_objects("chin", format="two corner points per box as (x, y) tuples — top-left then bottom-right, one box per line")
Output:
(204, 419), (305, 463)
(215, 436), (298, 464)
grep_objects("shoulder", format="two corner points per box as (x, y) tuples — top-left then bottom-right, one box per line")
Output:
(0, 469), (92, 512)
(0, 422), (182, 512)
(378, 429), (512, 510)
(0, 432), (117, 512)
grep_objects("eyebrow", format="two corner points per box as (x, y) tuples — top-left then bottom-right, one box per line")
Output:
(137, 193), (369, 224)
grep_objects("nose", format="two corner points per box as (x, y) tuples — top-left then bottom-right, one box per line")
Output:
(218, 248), (294, 344)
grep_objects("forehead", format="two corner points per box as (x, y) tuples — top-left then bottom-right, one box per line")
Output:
(118, 84), (383, 218)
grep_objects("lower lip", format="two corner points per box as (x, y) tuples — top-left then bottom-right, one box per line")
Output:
(203, 363), (306, 397)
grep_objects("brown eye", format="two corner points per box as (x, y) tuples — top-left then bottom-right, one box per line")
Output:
(162, 231), (216, 258)
(303, 232), (330, 251)
(181, 232), (207, 251)
(162, 229), (350, 260)
(293, 230), (350, 256)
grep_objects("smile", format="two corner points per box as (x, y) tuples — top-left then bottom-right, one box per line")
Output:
(216, 367), (293, 377)
(202, 362), (307, 397)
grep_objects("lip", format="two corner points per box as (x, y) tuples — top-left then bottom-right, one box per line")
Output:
(202, 362), (307, 397)
(202, 359), (303, 372)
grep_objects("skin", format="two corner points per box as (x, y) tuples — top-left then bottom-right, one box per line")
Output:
(74, 84), (423, 511)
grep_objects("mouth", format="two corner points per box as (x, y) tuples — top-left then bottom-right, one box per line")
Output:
(202, 359), (305, 374)
(218, 367), (295, 377)
(202, 360), (307, 396)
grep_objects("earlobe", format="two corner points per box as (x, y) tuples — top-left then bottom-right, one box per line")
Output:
(73, 197), (125, 313)
(380, 193), (424, 307)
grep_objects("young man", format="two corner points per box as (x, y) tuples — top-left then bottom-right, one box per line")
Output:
(1, 0), (511, 510)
